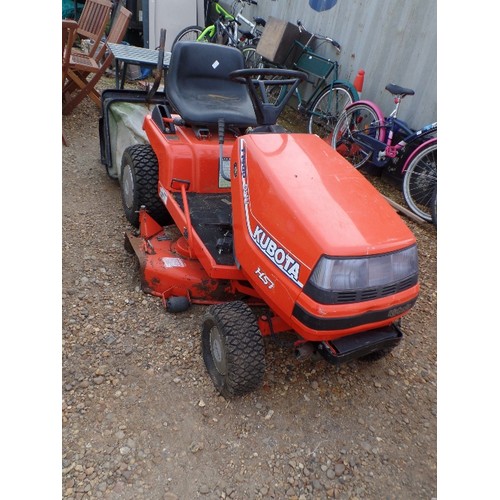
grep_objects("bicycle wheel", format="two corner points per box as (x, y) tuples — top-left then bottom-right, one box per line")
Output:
(258, 73), (288, 105)
(308, 84), (355, 140)
(332, 102), (383, 169)
(241, 46), (264, 69)
(402, 140), (437, 222)
(430, 186), (437, 227)
(172, 25), (205, 48)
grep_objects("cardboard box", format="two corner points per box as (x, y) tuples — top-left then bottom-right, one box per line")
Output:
(256, 17), (311, 67)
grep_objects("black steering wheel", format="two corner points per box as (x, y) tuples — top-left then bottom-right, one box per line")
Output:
(229, 67), (307, 126)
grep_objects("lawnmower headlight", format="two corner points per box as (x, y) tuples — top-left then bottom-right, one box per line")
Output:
(306, 245), (418, 304)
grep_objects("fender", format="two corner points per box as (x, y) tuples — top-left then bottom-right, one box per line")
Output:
(334, 79), (360, 103)
(402, 137), (437, 174)
(343, 99), (386, 143)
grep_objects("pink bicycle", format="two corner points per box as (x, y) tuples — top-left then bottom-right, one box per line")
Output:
(332, 83), (437, 223)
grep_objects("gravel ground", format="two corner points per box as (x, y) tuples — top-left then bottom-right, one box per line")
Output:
(60, 76), (437, 499)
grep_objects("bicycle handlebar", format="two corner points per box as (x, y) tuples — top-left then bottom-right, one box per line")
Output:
(230, 0), (258, 20)
(231, 0), (258, 10)
(330, 40), (341, 52)
(297, 20), (341, 53)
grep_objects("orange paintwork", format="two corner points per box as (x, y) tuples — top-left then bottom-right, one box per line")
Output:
(144, 114), (235, 194)
(127, 211), (249, 303)
(230, 134), (419, 341)
(135, 116), (419, 342)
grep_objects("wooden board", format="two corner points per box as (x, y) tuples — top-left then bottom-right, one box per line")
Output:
(383, 196), (426, 224)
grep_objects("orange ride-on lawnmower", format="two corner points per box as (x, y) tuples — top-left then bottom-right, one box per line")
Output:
(99, 41), (419, 398)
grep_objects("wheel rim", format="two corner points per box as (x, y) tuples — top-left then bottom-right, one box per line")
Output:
(242, 47), (264, 69)
(309, 87), (353, 139)
(209, 325), (227, 376)
(264, 75), (286, 105)
(403, 144), (437, 221)
(122, 164), (135, 210)
(180, 30), (202, 43)
(332, 105), (379, 168)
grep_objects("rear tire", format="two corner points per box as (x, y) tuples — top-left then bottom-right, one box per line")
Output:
(172, 25), (205, 48)
(332, 103), (383, 169)
(241, 46), (264, 69)
(120, 144), (173, 228)
(308, 84), (355, 140)
(202, 301), (265, 398)
(402, 140), (437, 222)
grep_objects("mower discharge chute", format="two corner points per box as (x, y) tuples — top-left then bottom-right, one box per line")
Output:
(99, 42), (419, 398)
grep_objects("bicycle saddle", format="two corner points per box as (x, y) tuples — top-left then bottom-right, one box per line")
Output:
(385, 83), (415, 97)
(166, 42), (258, 129)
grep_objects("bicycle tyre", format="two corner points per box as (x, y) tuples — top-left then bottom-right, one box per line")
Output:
(430, 185), (437, 227)
(241, 46), (264, 69)
(172, 25), (205, 48)
(332, 102), (384, 169)
(402, 139), (437, 222)
(260, 73), (287, 105)
(308, 84), (356, 140)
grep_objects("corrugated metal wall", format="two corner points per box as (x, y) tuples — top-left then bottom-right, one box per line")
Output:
(225, 0), (436, 129)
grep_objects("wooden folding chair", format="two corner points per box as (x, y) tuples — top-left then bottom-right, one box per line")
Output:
(62, 19), (79, 145)
(63, 20), (79, 89)
(62, 6), (132, 116)
(72, 0), (113, 58)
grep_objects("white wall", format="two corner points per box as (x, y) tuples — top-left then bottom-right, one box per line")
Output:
(148, 0), (201, 51)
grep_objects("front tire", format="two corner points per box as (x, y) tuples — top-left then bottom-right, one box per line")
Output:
(430, 186), (437, 227)
(120, 144), (172, 228)
(308, 84), (355, 140)
(202, 301), (266, 398)
(332, 103), (383, 169)
(402, 140), (437, 222)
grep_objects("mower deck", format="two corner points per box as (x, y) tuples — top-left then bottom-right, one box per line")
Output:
(125, 223), (239, 304)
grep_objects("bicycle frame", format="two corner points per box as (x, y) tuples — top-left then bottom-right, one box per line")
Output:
(346, 98), (437, 168)
(272, 38), (357, 114)
(198, 2), (237, 45)
(199, 1), (260, 48)
(292, 41), (339, 110)
(332, 85), (437, 222)
(231, 1), (262, 42)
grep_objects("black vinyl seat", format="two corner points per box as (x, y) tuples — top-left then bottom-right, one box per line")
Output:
(166, 42), (258, 128)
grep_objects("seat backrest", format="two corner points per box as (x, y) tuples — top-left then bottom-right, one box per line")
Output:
(166, 41), (257, 128)
(63, 19), (78, 61)
(106, 6), (132, 44)
(76, 0), (113, 57)
(94, 6), (133, 63)
(63, 19), (79, 83)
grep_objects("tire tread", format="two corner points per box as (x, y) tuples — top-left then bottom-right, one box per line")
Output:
(202, 301), (265, 398)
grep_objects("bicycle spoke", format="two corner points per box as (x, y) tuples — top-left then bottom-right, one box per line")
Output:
(308, 85), (354, 140)
(403, 141), (437, 222)
(332, 103), (382, 168)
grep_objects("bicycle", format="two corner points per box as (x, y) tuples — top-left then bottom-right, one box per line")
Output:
(172, 0), (265, 55)
(331, 83), (437, 222)
(430, 185), (437, 227)
(260, 20), (359, 140)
